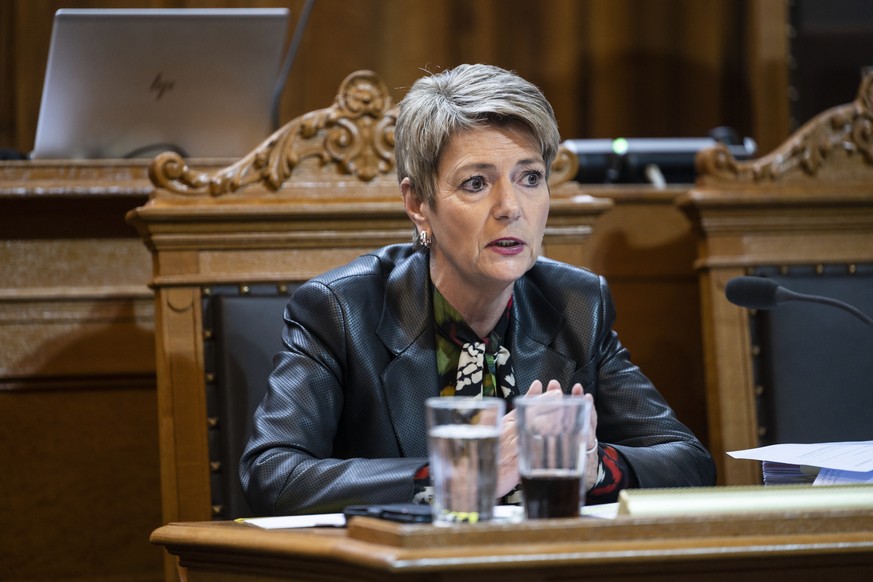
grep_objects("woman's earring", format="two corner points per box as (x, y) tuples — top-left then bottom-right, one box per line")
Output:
(418, 230), (432, 249)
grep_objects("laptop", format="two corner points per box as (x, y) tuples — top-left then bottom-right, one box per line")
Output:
(32, 8), (290, 160)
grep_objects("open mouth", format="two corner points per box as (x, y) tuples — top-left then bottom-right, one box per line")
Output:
(492, 239), (522, 248)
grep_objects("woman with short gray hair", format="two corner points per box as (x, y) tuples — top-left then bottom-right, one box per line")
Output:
(241, 63), (715, 516)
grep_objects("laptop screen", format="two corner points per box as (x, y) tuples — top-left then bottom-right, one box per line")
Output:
(32, 8), (290, 160)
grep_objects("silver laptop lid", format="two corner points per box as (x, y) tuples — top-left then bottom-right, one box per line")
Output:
(32, 8), (289, 160)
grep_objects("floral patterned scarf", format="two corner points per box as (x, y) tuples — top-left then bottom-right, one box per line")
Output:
(433, 286), (518, 402)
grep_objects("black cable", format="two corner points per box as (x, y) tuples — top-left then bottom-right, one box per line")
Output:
(270, 0), (317, 131)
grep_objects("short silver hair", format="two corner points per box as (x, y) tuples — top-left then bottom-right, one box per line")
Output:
(395, 63), (560, 207)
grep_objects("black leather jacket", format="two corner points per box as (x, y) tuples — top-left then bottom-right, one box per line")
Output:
(240, 244), (715, 515)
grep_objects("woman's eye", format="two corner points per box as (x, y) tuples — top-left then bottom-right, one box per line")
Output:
(522, 170), (544, 187)
(462, 176), (486, 191)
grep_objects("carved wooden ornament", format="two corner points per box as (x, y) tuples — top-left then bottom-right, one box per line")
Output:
(149, 70), (397, 197)
(697, 72), (873, 183)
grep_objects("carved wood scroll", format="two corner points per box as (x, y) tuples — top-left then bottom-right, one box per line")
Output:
(149, 70), (397, 197)
(696, 72), (873, 184)
(147, 69), (578, 199)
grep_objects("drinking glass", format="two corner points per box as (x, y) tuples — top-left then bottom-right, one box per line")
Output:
(425, 397), (505, 525)
(516, 396), (592, 519)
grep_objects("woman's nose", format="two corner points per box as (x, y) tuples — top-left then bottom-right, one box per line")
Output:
(492, 179), (522, 221)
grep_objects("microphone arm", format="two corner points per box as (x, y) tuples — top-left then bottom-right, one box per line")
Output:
(774, 286), (873, 327)
(725, 276), (873, 328)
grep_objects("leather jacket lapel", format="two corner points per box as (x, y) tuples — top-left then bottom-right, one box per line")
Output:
(376, 250), (439, 458)
(510, 275), (576, 395)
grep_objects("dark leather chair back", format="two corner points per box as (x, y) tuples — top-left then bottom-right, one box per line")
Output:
(747, 264), (873, 445)
(202, 285), (296, 519)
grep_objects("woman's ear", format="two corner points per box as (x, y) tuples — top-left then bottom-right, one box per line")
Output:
(401, 177), (428, 231)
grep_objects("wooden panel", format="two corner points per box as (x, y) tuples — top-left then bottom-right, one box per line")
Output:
(581, 186), (707, 446)
(0, 168), (165, 581)
(745, 0), (791, 154)
(0, 383), (164, 581)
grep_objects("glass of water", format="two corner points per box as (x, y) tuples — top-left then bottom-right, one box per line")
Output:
(425, 397), (505, 525)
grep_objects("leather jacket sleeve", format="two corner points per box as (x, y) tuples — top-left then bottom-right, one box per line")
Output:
(240, 272), (427, 516)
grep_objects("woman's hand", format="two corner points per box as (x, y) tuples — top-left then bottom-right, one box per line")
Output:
(495, 379), (598, 498)
(579, 387), (599, 492)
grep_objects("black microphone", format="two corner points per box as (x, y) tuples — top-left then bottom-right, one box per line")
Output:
(725, 276), (873, 327)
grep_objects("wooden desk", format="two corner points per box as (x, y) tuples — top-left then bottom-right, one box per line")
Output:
(153, 509), (873, 581)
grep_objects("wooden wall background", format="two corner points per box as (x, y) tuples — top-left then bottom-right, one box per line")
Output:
(1, 0), (789, 156)
(0, 2), (790, 582)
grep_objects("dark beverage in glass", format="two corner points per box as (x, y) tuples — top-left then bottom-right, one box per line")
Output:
(521, 470), (581, 519)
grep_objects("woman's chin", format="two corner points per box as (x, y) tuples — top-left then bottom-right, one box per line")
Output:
(482, 261), (534, 287)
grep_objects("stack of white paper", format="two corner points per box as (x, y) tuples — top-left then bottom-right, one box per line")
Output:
(759, 461), (818, 485)
(728, 441), (873, 485)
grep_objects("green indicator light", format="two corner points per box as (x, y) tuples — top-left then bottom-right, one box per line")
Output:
(612, 138), (629, 155)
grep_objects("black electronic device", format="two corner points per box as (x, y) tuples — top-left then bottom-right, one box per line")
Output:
(343, 503), (433, 524)
(564, 127), (757, 185)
